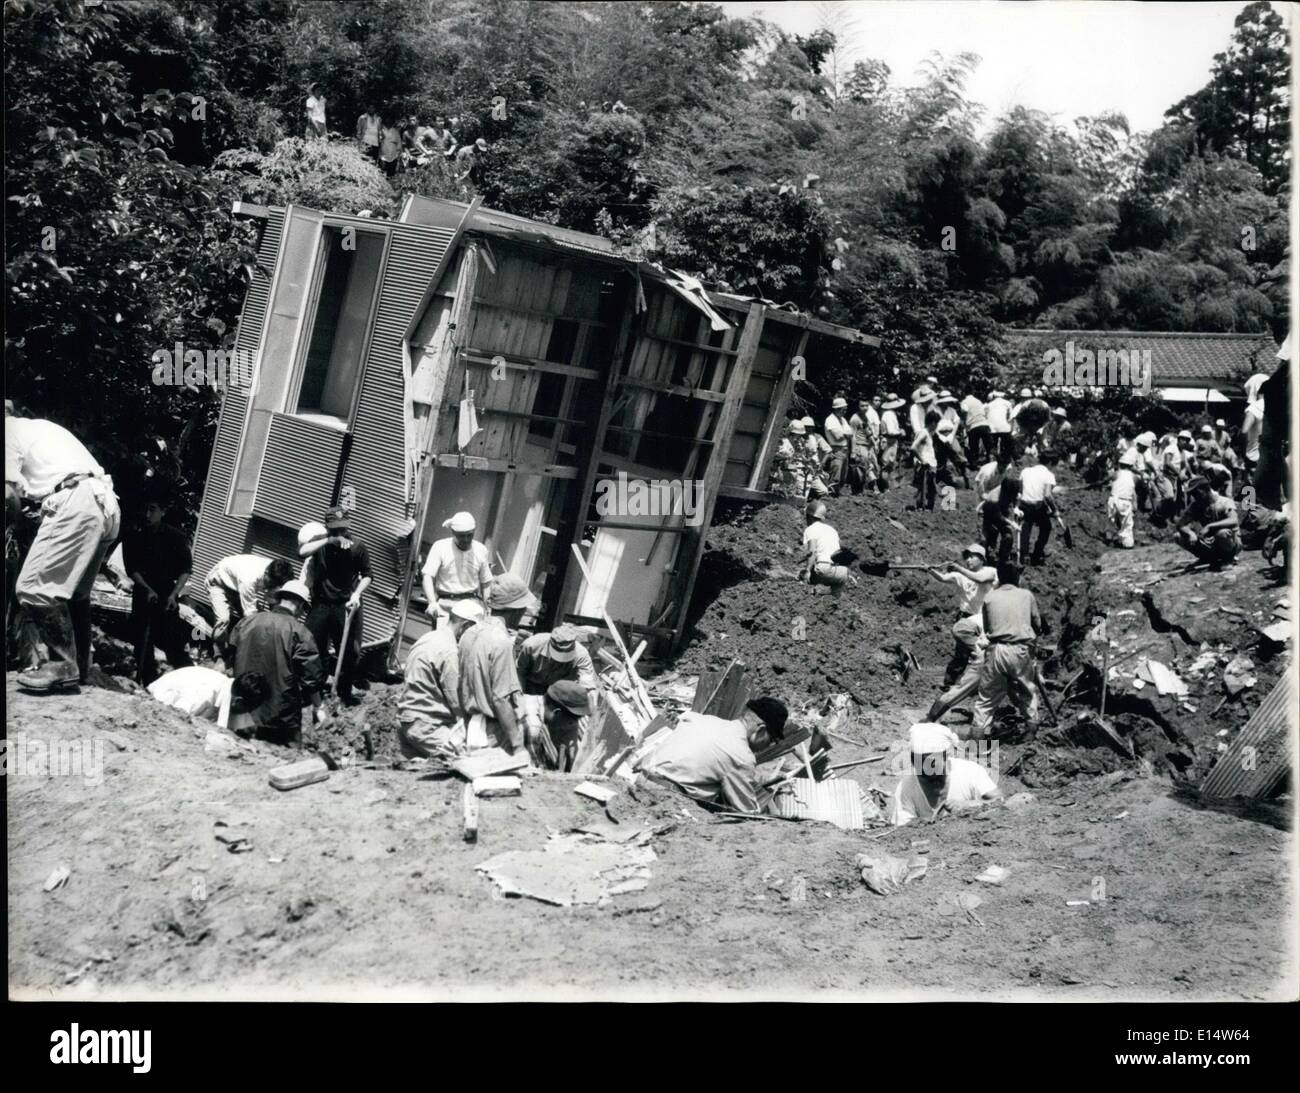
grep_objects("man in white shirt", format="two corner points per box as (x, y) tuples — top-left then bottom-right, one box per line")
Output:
(355, 104), (381, 160)
(1108, 448), (1139, 548)
(973, 455), (1010, 497)
(304, 82), (327, 139)
(879, 395), (906, 485)
(928, 543), (998, 686)
(6, 415), (121, 692)
(206, 554), (294, 653)
(986, 389), (1013, 461)
(909, 385), (936, 437)
(932, 391), (970, 489)
(823, 396), (854, 492)
(961, 392), (989, 464)
(800, 500), (850, 596)
(1242, 372), (1267, 475)
(890, 722), (1002, 826)
(848, 398), (880, 491)
(422, 510), (494, 625)
(1018, 451), (1059, 565)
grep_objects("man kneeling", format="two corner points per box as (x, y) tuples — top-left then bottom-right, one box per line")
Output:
(397, 599), (484, 758)
(1174, 475), (1241, 568)
(640, 697), (788, 814)
(890, 722), (1002, 826)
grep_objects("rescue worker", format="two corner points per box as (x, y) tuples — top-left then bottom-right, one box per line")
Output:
(910, 408), (940, 511)
(1108, 448), (1139, 548)
(206, 554), (295, 659)
(961, 390), (990, 465)
(516, 622), (598, 702)
(458, 573), (537, 758)
(800, 500), (850, 596)
(1174, 476), (1241, 567)
(769, 419), (802, 496)
(520, 679), (591, 772)
(640, 697), (789, 814)
(7, 415), (122, 692)
(986, 389), (1014, 462)
(301, 506), (371, 705)
(927, 544), (998, 687)
(794, 419), (832, 499)
(973, 453), (1011, 497)
(1042, 407), (1072, 458)
(147, 664), (266, 733)
(122, 491), (192, 685)
(1018, 450), (1059, 565)
(1133, 431), (1158, 513)
(889, 721), (1002, 826)
(823, 396), (854, 491)
(979, 475), (1022, 565)
(422, 510), (493, 624)
(933, 391), (970, 489)
(878, 394), (907, 488)
(1242, 373), (1267, 484)
(908, 384), (936, 439)
(230, 579), (329, 745)
(848, 397), (880, 491)
(397, 598), (484, 758)
(971, 562), (1044, 738)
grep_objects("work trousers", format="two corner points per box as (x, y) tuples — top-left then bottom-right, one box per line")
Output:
(1107, 496), (1135, 548)
(1175, 527), (1241, 566)
(928, 643), (985, 728)
(981, 508), (1017, 566)
(823, 448), (850, 491)
(810, 561), (849, 597)
(991, 431), (1014, 462)
(398, 715), (464, 759)
(972, 643), (1039, 737)
(966, 425), (991, 465)
(880, 439), (901, 476)
(935, 439), (969, 486)
(1019, 499), (1052, 563)
(912, 465), (937, 511)
(306, 599), (362, 700)
(946, 613), (983, 688)
(16, 479), (121, 678)
(131, 590), (193, 686)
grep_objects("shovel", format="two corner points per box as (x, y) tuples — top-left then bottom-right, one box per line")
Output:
(330, 601), (359, 707)
(860, 558), (945, 577)
(1052, 511), (1076, 549)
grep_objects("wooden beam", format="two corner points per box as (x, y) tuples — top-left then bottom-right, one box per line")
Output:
(748, 329), (810, 491)
(672, 303), (766, 649)
(638, 332), (739, 357)
(751, 305), (879, 346)
(617, 376), (728, 403)
(582, 519), (688, 533)
(459, 348), (600, 381)
(462, 783), (479, 842)
(432, 453), (579, 478)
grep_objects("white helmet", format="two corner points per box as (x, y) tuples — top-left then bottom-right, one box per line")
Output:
(297, 521), (328, 558)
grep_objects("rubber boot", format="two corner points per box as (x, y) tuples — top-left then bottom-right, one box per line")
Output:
(70, 596), (93, 683)
(16, 605), (79, 692)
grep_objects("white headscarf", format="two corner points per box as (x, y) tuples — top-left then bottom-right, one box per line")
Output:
(909, 722), (958, 755)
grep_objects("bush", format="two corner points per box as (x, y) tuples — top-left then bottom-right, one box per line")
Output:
(213, 137), (396, 216)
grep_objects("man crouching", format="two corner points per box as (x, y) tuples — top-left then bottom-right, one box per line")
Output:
(639, 697), (789, 814)
(890, 722), (1002, 826)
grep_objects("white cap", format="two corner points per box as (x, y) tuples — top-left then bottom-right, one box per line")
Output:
(800, 416), (816, 428)
(449, 599), (485, 623)
(278, 579), (312, 606)
(789, 419), (806, 435)
(1214, 418), (1226, 428)
(909, 722), (958, 755)
(831, 397), (848, 410)
(297, 521), (328, 558)
(443, 511), (476, 533)
(1020, 388), (1033, 398)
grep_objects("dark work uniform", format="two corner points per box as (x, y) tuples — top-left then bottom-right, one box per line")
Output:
(231, 606), (325, 745)
(122, 521), (193, 685)
(304, 537), (370, 701)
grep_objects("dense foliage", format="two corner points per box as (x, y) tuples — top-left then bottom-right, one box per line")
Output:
(4, 0), (1290, 525)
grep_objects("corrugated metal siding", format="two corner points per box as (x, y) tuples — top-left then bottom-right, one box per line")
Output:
(341, 223), (457, 644)
(252, 413), (347, 529)
(1199, 670), (1293, 799)
(187, 211), (285, 601)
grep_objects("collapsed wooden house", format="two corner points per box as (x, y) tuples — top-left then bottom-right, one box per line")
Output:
(187, 195), (876, 660)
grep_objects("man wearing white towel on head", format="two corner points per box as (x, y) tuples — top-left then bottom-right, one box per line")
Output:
(890, 722), (1002, 826)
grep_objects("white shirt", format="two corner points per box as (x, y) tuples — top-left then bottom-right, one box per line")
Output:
(973, 459), (1003, 496)
(422, 536), (492, 595)
(1243, 402), (1263, 461)
(880, 410), (903, 437)
(207, 554), (274, 615)
(890, 756), (998, 825)
(802, 521), (841, 565)
(1020, 464), (1056, 504)
(306, 95), (326, 124)
(908, 402), (931, 437)
(823, 413), (853, 449)
(986, 398), (1012, 433)
(961, 395), (987, 429)
(940, 565), (998, 616)
(148, 666), (233, 729)
(5, 417), (104, 500)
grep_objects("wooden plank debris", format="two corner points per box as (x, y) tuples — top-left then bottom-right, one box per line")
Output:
(575, 781), (618, 804)
(462, 784), (479, 843)
(449, 748), (530, 782)
(473, 775), (522, 798)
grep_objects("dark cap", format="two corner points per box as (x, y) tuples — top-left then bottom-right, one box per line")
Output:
(547, 680), (590, 717)
(745, 696), (788, 739)
(324, 505), (350, 530)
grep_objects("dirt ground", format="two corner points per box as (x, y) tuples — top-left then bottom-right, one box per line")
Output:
(6, 469), (1297, 1000)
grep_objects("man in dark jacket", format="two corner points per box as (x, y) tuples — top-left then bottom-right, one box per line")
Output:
(231, 580), (328, 746)
(302, 506), (371, 705)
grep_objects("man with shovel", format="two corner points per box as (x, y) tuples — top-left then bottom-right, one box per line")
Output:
(301, 506), (371, 707)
